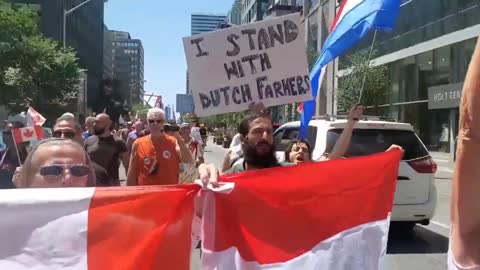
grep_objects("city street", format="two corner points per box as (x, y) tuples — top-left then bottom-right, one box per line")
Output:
(202, 138), (451, 269)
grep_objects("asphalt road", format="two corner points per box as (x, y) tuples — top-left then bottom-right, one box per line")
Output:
(202, 138), (450, 270)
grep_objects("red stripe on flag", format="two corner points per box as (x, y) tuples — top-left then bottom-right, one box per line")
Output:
(34, 125), (45, 140)
(11, 128), (24, 143)
(297, 103), (304, 113)
(330, 0), (348, 32)
(209, 150), (402, 264)
(87, 185), (200, 270)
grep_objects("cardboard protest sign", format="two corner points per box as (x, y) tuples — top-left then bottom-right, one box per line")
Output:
(183, 13), (311, 117)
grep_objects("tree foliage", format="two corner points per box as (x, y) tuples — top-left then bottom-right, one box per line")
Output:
(306, 45), (319, 71)
(0, 2), (80, 118)
(337, 50), (389, 114)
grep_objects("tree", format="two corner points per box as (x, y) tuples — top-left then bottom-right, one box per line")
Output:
(306, 44), (319, 70)
(336, 50), (389, 114)
(0, 2), (80, 119)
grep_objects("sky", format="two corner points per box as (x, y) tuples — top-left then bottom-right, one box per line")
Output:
(104, 0), (233, 111)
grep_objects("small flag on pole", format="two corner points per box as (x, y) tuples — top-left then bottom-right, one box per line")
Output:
(11, 126), (45, 143)
(26, 107), (46, 126)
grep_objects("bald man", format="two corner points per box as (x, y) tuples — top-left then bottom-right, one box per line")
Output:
(84, 114), (129, 184)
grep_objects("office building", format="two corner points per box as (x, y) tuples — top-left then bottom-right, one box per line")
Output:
(110, 30), (145, 106)
(241, 0), (269, 23)
(264, 0), (302, 20)
(103, 24), (113, 79)
(10, 0), (105, 113)
(227, 0), (243, 25)
(191, 14), (227, 35)
(165, 105), (175, 122)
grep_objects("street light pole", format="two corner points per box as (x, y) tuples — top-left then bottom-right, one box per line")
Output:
(63, 0), (95, 48)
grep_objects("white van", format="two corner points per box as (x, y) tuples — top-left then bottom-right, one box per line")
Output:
(273, 116), (437, 230)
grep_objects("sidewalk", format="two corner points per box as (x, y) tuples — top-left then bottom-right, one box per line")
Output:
(430, 151), (454, 179)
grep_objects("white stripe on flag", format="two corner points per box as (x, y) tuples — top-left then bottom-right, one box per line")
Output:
(201, 217), (390, 270)
(335, 0), (365, 27)
(0, 188), (94, 270)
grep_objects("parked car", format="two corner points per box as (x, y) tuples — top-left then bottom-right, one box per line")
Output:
(273, 116), (437, 231)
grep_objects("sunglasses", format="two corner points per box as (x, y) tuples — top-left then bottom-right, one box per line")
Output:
(39, 164), (90, 178)
(53, 130), (76, 139)
(148, 119), (164, 124)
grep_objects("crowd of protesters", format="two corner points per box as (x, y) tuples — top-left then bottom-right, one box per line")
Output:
(1, 37), (480, 270)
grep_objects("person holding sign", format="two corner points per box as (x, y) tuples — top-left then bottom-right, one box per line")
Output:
(449, 36), (480, 270)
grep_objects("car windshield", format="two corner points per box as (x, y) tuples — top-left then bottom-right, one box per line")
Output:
(274, 125), (317, 152)
(326, 129), (429, 160)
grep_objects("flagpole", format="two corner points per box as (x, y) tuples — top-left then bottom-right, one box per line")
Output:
(358, 30), (378, 104)
(11, 130), (23, 166)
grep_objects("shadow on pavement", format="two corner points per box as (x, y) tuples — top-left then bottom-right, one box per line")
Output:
(387, 225), (449, 254)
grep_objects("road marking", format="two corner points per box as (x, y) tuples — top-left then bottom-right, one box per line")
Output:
(430, 220), (450, 230)
(437, 167), (454, 173)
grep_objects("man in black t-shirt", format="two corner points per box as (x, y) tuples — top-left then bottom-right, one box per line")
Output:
(84, 114), (129, 184)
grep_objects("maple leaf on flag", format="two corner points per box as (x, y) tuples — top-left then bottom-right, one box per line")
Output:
(23, 128), (34, 138)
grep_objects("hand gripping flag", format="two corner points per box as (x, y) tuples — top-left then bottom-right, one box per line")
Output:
(0, 185), (199, 270)
(200, 149), (402, 270)
(299, 0), (401, 139)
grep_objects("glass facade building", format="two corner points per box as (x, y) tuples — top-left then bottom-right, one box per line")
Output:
(241, 0), (269, 23)
(110, 31), (145, 106)
(338, 0), (480, 159)
(191, 14), (227, 35)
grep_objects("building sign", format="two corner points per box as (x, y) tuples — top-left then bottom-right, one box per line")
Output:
(176, 94), (194, 113)
(183, 13), (311, 117)
(428, 82), (463, 110)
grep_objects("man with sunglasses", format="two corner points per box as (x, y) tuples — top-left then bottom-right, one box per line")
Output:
(127, 108), (193, 186)
(50, 116), (115, 186)
(85, 113), (129, 185)
(53, 116), (84, 143)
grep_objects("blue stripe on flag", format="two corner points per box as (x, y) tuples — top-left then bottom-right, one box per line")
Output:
(300, 0), (400, 139)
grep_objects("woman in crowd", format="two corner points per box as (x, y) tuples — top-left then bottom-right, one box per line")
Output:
(449, 36), (480, 269)
(284, 139), (312, 164)
(14, 138), (95, 188)
(164, 122), (199, 184)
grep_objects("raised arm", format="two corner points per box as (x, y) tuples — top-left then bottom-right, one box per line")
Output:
(450, 37), (480, 266)
(325, 105), (363, 160)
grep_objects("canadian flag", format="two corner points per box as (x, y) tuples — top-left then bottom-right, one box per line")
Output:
(0, 185), (199, 270)
(27, 107), (46, 126)
(200, 150), (402, 270)
(11, 126), (45, 143)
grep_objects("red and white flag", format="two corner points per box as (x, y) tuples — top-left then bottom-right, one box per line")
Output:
(27, 107), (46, 126)
(11, 126), (45, 143)
(155, 96), (163, 109)
(200, 150), (402, 270)
(0, 185), (199, 270)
